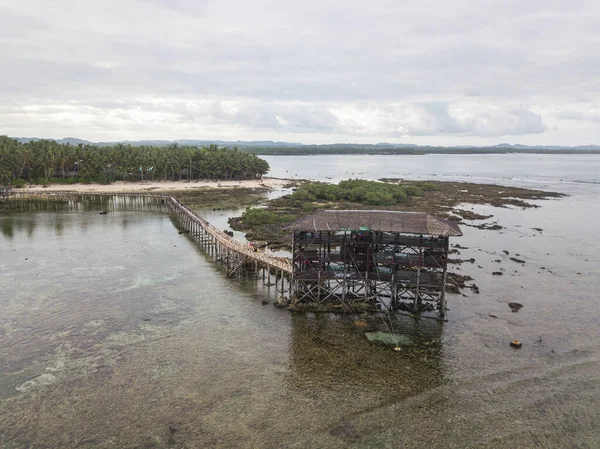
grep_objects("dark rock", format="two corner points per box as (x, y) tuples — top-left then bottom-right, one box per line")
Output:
(99, 211), (108, 215)
(510, 257), (526, 264)
(508, 302), (523, 312)
(493, 259), (502, 263)
(492, 271), (503, 276)
(261, 300), (269, 306)
(454, 209), (493, 220)
(503, 250), (509, 255)
(329, 423), (359, 439)
(467, 222), (503, 231)
(531, 227), (543, 232)
(489, 314), (498, 319)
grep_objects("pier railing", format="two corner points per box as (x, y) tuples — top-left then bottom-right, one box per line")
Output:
(166, 195), (292, 274)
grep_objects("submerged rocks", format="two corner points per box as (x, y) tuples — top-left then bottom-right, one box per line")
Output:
(16, 373), (57, 392)
(329, 423), (359, 440)
(353, 320), (369, 328)
(454, 209), (494, 220)
(365, 331), (413, 347)
(466, 222), (504, 231)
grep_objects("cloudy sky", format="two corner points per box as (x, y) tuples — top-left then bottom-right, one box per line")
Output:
(1, 0), (599, 145)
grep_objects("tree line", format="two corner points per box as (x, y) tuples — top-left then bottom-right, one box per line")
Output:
(0, 136), (270, 185)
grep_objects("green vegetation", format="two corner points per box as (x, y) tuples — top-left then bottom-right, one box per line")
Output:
(0, 136), (270, 186)
(240, 208), (296, 227)
(289, 179), (432, 206)
(230, 179), (562, 250)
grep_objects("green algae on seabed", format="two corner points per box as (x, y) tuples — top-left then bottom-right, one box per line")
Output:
(365, 331), (413, 347)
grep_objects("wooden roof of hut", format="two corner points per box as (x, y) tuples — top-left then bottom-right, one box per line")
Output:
(285, 210), (462, 236)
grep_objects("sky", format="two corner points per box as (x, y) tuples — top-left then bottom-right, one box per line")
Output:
(1, 0), (599, 145)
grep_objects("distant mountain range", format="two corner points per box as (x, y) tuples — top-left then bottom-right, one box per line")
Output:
(12, 137), (303, 148)
(11, 137), (600, 153)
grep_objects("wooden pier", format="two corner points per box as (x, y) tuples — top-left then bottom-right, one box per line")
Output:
(166, 195), (292, 299)
(6, 191), (293, 300)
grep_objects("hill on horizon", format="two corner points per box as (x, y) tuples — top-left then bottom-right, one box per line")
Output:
(9, 136), (600, 153)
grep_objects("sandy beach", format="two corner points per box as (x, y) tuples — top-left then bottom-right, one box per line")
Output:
(18, 177), (290, 193)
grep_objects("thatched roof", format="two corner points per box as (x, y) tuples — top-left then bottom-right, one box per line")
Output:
(285, 210), (462, 236)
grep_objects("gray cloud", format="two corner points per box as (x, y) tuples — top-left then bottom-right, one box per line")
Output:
(0, 0), (598, 144)
(553, 108), (600, 123)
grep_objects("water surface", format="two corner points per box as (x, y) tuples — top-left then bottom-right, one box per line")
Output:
(2, 155), (600, 448)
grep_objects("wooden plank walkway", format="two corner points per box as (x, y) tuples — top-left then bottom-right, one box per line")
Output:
(166, 195), (292, 274)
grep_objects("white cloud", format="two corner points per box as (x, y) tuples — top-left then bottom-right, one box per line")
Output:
(0, 0), (599, 144)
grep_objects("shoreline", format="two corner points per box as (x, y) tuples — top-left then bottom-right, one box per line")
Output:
(11, 177), (290, 194)
(229, 179), (565, 250)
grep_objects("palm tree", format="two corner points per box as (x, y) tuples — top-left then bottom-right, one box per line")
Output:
(39, 141), (58, 184)
(18, 145), (34, 181)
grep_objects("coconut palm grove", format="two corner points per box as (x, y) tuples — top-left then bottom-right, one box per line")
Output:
(0, 136), (270, 186)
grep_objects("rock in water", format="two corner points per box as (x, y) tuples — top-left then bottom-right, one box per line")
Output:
(508, 302), (524, 312)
